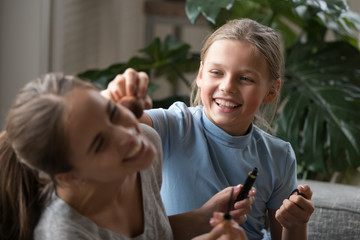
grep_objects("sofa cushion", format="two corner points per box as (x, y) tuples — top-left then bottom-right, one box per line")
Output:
(299, 179), (360, 240)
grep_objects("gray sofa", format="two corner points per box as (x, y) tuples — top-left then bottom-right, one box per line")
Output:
(298, 179), (360, 240)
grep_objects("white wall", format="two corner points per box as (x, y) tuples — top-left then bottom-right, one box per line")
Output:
(49, 0), (146, 74)
(349, 0), (360, 47)
(350, 0), (360, 13)
(0, 0), (147, 128)
(0, 0), (44, 128)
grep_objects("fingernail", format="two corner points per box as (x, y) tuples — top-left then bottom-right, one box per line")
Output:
(213, 211), (223, 218)
(300, 185), (308, 191)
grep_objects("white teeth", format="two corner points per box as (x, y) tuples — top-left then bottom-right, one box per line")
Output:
(125, 138), (142, 159)
(215, 99), (237, 107)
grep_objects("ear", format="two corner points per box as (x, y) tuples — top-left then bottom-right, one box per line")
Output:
(263, 78), (281, 104)
(196, 61), (203, 88)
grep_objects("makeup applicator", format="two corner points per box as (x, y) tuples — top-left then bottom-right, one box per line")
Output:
(119, 96), (144, 119)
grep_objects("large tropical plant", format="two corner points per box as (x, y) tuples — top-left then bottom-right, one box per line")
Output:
(78, 0), (360, 182)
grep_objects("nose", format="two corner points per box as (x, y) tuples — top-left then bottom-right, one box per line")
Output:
(113, 126), (139, 147)
(219, 75), (237, 93)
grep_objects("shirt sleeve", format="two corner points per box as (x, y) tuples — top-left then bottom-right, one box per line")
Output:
(140, 123), (164, 188)
(267, 142), (298, 210)
(145, 102), (193, 160)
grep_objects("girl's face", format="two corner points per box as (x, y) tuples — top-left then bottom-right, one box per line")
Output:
(65, 88), (155, 184)
(197, 39), (279, 136)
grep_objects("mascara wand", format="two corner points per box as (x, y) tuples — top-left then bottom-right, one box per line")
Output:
(236, 167), (258, 202)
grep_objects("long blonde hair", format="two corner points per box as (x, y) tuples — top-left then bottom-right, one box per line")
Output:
(191, 18), (283, 132)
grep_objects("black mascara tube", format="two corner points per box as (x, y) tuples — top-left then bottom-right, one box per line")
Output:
(236, 167), (258, 202)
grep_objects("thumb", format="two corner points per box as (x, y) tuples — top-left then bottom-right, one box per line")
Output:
(192, 224), (225, 240)
(206, 224), (225, 239)
(299, 184), (313, 200)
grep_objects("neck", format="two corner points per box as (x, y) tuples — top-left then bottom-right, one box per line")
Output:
(56, 172), (140, 216)
(56, 172), (144, 237)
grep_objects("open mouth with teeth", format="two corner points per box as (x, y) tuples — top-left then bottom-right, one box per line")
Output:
(214, 99), (241, 108)
(124, 137), (143, 159)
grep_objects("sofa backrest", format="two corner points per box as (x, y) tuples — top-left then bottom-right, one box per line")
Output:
(299, 179), (360, 240)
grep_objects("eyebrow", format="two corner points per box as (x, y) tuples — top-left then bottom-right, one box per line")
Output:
(108, 101), (117, 121)
(208, 62), (261, 76)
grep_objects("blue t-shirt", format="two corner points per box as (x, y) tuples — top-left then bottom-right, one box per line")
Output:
(145, 102), (297, 240)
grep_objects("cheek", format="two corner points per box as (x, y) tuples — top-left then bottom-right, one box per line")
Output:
(93, 155), (124, 177)
(200, 87), (213, 105)
(199, 78), (216, 95)
(242, 89), (265, 107)
(247, 101), (263, 114)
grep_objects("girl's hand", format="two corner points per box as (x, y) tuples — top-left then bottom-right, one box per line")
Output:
(232, 185), (256, 224)
(200, 185), (256, 225)
(192, 212), (248, 240)
(275, 184), (315, 230)
(101, 68), (152, 109)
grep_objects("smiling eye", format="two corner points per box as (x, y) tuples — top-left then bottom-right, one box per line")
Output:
(240, 76), (253, 82)
(210, 70), (223, 76)
(95, 137), (104, 153)
(88, 132), (107, 155)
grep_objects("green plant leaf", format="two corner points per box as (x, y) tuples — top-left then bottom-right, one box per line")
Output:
(309, 0), (347, 17)
(316, 9), (360, 43)
(287, 0), (360, 46)
(139, 36), (199, 87)
(185, 0), (235, 24)
(78, 36), (199, 95)
(301, 103), (326, 172)
(77, 63), (129, 89)
(276, 41), (360, 177)
(341, 10), (360, 31)
(213, 0), (264, 28)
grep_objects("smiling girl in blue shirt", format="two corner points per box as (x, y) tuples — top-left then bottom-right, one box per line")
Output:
(104, 18), (315, 240)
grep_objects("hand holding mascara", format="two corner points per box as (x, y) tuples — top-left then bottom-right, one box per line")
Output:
(236, 167), (258, 202)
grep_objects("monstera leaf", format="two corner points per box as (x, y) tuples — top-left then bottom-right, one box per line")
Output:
(139, 35), (199, 87)
(275, 41), (360, 177)
(185, 0), (235, 24)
